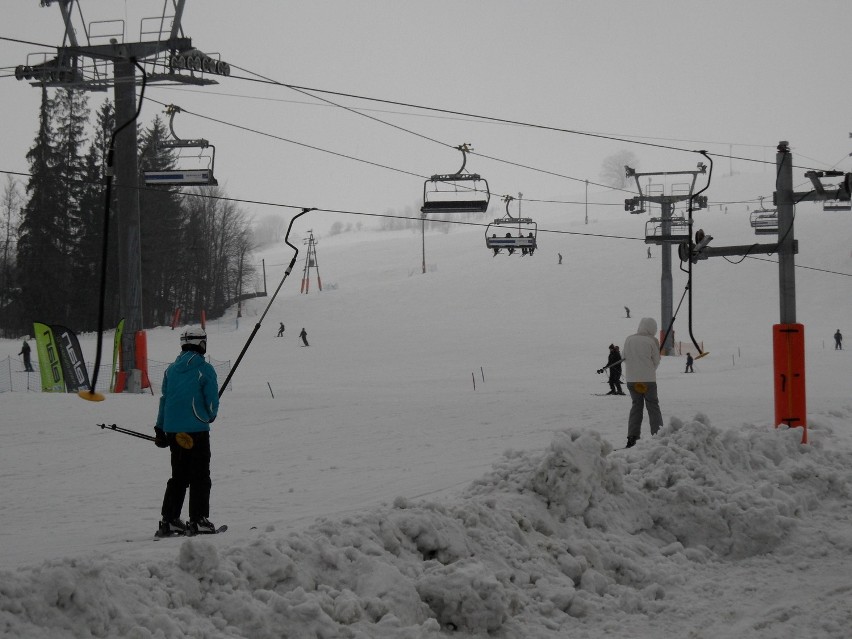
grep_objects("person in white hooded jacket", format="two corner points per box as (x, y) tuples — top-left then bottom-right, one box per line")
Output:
(622, 317), (663, 448)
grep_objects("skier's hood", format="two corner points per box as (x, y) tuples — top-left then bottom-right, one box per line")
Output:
(172, 349), (206, 373)
(636, 317), (657, 337)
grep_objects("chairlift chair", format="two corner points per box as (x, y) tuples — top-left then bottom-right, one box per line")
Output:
(644, 216), (691, 245)
(421, 144), (490, 214)
(749, 210), (778, 235)
(485, 196), (537, 255)
(143, 105), (218, 187)
(823, 200), (852, 212)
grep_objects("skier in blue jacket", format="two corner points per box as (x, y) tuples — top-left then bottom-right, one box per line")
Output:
(155, 328), (219, 536)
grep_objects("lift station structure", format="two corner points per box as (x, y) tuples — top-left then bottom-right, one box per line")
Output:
(15, 0), (229, 391)
(624, 163), (708, 355)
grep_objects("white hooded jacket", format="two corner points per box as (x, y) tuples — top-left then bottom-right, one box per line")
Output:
(623, 317), (661, 382)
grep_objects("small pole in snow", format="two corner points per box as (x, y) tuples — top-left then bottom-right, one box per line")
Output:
(480, 366), (485, 382)
(732, 354), (735, 367)
(267, 382), (275, 398)
(472, 372), (476, 391)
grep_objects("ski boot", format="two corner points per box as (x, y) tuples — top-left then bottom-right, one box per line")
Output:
(188, 517), (216, 535)
(158, 518), (187, 537)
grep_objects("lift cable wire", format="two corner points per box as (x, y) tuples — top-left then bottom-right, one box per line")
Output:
(0, 162), (848, 262)
(0, 33), (842, 176)
(226, 63), (635, 195)
(140, 94), (628, 201)
(2, 164), (851, 277)
(0, 34), (831, 205)
(221, 64), (842, 174)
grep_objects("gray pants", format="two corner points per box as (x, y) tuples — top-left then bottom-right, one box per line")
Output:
(627, 382), (663, 441)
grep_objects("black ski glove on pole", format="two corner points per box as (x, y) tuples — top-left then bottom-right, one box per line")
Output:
(154, 427), (169, 448)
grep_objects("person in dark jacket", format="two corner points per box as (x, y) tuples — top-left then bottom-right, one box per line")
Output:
(155, 328), (219, 536)
(601, 344), (624, 395)
(685, 352), (694, 373)
(18, 339), (33, 372)
(834, 329), (842, 350)
(277, 322), (285, 337)
(299, 327), (309, 347)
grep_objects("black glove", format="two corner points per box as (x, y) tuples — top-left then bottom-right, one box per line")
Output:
(154, 427), (169, 448)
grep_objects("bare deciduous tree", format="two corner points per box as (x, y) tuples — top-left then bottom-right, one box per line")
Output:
(600, 150), (639, 189)
(1, 175), (21, 297)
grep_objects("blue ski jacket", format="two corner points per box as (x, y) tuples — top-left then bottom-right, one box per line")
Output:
(156, 350), (219, 433)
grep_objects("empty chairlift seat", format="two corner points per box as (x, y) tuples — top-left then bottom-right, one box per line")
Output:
(421, 143), (490, 214)
(749, 210), (778, 235)
(422, 173), (490, 213)
(644, 216), (691, 244)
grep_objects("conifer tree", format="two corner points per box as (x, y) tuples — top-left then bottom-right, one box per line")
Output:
(16, 84), (64, 329)
(75, 100), (117, 329)
(138, 115), (184, 326)
(52, 88), (90, 325)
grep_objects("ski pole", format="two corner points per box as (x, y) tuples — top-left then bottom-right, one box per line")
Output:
(98, 423), (156, 442)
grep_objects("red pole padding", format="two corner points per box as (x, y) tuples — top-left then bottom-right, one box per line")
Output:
(135, 330), (149, 389)
(772, 323), (807, 443)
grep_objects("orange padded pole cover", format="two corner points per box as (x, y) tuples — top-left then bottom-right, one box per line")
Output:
(772, 323), (807, 443)
(135, 330), (150, 389)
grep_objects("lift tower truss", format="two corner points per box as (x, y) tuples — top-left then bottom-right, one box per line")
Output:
(300, 231), (322, 294)
(15, 1), (229, 391)
(624, 163), (708, 355)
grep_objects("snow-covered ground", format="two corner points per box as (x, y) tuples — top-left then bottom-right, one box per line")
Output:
(2, 173), (852, 638)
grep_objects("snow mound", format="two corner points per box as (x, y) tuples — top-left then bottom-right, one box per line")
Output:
(2, 420), (850, 638)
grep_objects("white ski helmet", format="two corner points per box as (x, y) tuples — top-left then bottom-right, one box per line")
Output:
(180, 327), (207, 353)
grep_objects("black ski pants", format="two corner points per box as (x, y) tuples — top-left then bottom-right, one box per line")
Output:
(161, 431), (211, 522)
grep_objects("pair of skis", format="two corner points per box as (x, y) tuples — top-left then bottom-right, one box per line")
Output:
(154, 524), (228, 540)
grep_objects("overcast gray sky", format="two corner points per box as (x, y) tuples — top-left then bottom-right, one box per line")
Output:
(2, 1), (850, 224)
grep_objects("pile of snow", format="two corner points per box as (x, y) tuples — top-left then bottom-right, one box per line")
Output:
(2, 415), (851, 638)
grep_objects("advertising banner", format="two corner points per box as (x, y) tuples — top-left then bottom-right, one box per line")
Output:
(32, 322), (64, 393)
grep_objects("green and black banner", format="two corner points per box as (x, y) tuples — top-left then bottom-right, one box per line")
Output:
(33, 322), (91, 393)
(111, 318), (124, 392)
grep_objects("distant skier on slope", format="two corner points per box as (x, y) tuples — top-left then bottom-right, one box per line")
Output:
(598, 344), (624, 395)
(299, 327), (309, 347)
(18, 339), (33, 372)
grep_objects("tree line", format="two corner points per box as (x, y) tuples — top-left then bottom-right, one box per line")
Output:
(0, 88), (255, 337)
